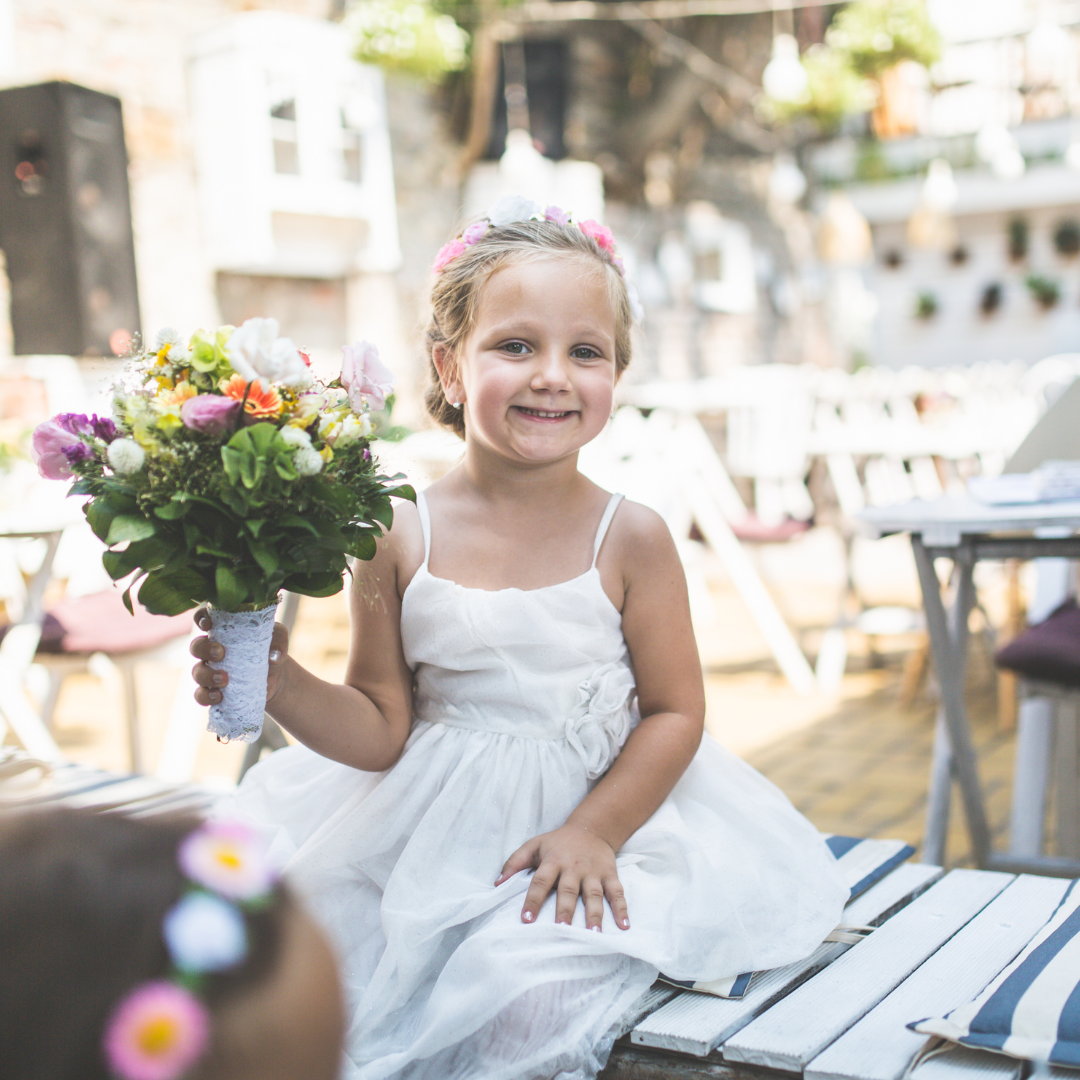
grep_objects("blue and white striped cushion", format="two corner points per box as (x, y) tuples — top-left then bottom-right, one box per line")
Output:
(658, 834), (915, 999)
(910, 880), (1080, 1066)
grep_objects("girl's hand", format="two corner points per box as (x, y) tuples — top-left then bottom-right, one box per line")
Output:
(495, 823), (630, 932)
(189, 605), (290, 708)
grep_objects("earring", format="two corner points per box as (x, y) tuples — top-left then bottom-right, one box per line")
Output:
(450, 400), (462, 410)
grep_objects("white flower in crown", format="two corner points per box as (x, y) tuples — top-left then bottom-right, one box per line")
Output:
(177, 821), (275, 901)
(226, 317), (313, 392)
(163, 892), (248, 974)
(487, 196), (543, 227)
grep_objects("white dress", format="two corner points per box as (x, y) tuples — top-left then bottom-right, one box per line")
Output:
(222, 492), (848, 1080)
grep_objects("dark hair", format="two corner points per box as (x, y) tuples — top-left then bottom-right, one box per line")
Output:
(424, 218), (634, 438)
(0, 808), (289, 1080)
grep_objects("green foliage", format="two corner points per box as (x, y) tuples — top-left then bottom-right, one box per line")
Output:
(348, 0), (470, 80)
(1025, 274), (1061, 310)
(914, 291), (938, 319)
(72, 431), (413, 617)
(1053, 220), (1080, 257)
(825, 0), (942, 79)
(767, 0), (939, 132)
(1008, 218), (1030, 262)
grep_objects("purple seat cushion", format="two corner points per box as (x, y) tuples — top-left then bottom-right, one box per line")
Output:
(0, 591), (191, 656)
(995, 598), (1080, 689)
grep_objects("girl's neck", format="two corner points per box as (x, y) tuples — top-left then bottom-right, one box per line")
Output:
(457, 437), (587, 507)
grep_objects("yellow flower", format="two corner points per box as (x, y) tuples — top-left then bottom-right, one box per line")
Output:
(319, 445), (334, 463)
(155, 382), (198, 409)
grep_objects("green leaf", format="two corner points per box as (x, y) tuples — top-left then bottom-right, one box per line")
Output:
(138, 567), (207, 616)
(85, 500), (118, 542)
(154, 499), (189, 521)
(348, 533), (378, 562)
(105, 514), (157, 546)
(70, 479), (94, 496)
(247, 542), (279, 576)
(221, 445), (243, 486)
(215, 563), (245, 610)
(274, 456), (298, 482)
(244, 422), (279, 456)
(246, 519), (267, 538)
(370, 499), (395, 532)
(195, 543), (235, 559)
(282, 570), (344, 598)
(122, 585), (134, 615)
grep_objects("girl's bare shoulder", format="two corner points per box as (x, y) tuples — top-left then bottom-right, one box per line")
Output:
(597, 496), (681, 604)
(352, 495), (426, 599)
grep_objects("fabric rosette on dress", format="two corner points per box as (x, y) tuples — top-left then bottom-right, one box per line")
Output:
(565, 661), (637, 779)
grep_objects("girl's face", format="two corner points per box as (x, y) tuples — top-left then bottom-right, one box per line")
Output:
(440, 256), (619, 466)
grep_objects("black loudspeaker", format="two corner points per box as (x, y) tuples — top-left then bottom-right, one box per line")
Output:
(486, 40), (568, 161)
(0, 81), (141, 356)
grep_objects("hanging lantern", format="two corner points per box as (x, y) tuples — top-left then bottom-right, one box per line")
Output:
(906, 159), (958, 250)
(763, 35), (809, 104)
(818, 192), (872, 264)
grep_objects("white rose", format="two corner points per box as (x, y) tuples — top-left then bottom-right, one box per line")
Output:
(226, 318), (312, 391)
(487, 195), (542, 227)
(280, 425), (312, 448)
(107, 438), (145, 475)
(294, 446), (324, 476)
(154, 326), (189, 362)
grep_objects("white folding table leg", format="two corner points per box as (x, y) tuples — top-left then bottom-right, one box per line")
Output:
(921, 711), (953, 866)
(1055, 697), (1080, 859)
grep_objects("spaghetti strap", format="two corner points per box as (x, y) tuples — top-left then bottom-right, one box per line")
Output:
(592, 493), (623, 567)
(415, 490), (432, 566)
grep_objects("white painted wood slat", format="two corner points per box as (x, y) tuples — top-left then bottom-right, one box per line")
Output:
(722, 869), (1014, 1073)
(805, 874), (1071, 1080)
(612, 986), (680, 1040)
(631, 862), (943, 1057)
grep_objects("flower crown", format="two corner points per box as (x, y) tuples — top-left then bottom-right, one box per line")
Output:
(102, 821), (278, 1080)
(433, 197), (644, 323)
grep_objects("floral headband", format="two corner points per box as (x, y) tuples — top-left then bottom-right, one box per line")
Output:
(102, 821), (278, 1080)
(433, 196), (644, 323)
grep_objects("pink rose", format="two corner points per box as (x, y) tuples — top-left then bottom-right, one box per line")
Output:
(462, 221), (489, 245)
(32, 418), (82, 480)
(544, 206), (571, 226)
(433, 240), (467, 273)
(579, 220), (616, 255)
(341, 341), (395, 413)
(180, 394), (241, 436)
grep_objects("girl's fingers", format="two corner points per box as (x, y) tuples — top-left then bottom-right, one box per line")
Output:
(495, 839), (539, 886)
(582, 877), (605, 931)
(269, 622), (289, 664)
(193, 604), (212, 632)
(520, 864), (558, 923)
(189, 636), (224, 663)
(603, 874), (630, 930)
(193, 685), (222, 707)
(555, 874), (581, 926)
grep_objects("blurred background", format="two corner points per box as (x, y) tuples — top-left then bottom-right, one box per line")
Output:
(3, 0), (1080, 863)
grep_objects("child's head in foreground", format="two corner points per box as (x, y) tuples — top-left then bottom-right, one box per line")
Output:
(424, 207), (637, 440)
(0, 808), (344, 1080)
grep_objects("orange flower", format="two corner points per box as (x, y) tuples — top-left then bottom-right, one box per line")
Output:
(220, 374), (283, 419)
(156, 381), (198, 408)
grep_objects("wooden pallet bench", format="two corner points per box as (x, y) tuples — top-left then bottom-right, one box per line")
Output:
(601, 861), (1077, 1080)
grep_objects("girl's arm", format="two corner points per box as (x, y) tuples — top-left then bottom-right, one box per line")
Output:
(497, 502), (705, 930)
(190, 509), (419, 772)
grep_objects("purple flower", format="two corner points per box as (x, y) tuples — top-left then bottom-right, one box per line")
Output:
(62, 441), (93, 466)
(363, 448), (371, 461)
(462, 221), (489, 245)
(544, 205), (571, 226)
(32, 417), (84, 480)
(180, 394), (241, 436)
(54, 413), (94, 437)
(91, 415), (119, 442)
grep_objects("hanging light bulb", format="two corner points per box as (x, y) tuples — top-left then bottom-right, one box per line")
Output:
(976, 124), (1025, 179)
(769, 153), (807, 204)
(763, 34), (809, 104)
(907, 159), (958, 250)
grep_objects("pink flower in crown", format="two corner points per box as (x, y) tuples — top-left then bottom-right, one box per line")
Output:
(341, 340), (395, 414)
(461, 221), (489, 245)
(544, 206), (571, 226)
(433, 240), (467, 272)
(177, 821), (274, 901)
(103, 982), (210, 1080)
(579, 220), (616, 255)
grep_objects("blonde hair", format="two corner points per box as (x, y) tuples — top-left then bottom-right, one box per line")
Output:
(424, 219), (633, 438)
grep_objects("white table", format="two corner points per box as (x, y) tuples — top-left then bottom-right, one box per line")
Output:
(858, 496), (1080, 876)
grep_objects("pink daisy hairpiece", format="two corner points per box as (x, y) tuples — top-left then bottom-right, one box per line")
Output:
(101, 820), (279, 1080)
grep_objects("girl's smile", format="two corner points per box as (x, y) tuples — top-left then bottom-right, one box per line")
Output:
(437, 255), (619, 465)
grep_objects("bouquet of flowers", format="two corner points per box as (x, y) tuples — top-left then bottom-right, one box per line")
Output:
(32, 318), (413, 743)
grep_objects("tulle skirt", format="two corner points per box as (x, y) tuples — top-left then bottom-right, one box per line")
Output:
(219, 723), (847, 1080)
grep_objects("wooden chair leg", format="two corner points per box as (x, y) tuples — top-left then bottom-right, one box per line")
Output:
(116, 657), (141, 774)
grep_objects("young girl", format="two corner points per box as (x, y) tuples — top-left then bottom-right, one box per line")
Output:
(192, 207), (848, 1080)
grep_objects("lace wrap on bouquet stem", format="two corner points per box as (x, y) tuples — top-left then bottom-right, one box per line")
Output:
(206, 602), (278, 743)
(564, 660), (638, 779)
